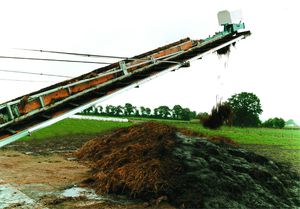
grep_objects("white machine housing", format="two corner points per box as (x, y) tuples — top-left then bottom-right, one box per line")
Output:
(218, 10), (242, 25)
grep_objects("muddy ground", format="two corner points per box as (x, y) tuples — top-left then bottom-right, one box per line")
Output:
(0, 135), (174, 208)
(1, 124), (299, 208)
(4, 134), (97, 155)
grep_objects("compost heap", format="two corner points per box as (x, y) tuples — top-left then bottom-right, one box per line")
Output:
(76, 122), (300, 208)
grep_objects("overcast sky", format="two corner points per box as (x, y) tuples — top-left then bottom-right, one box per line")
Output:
(0, 0), (299, 123)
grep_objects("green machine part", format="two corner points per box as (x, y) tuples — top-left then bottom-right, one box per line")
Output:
(204, 22), (245, 43)
(0, 104), (20, 124)
(223, 22), (245, 33)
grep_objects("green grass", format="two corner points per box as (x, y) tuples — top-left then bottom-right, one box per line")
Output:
(22, 117), (300, 150)
(166, 122), (300, 149)
(21, 119), (133, 141)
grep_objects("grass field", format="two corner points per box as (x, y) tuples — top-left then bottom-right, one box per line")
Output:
(166, 121), (300, 149)
(21, 119), (133, 141)
(19, 117), (300, 172)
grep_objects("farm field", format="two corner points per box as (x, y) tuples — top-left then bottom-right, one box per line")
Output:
(18, 117), (300, 172)
(2, 117), (300, 208)
(21, 119), (133, 141)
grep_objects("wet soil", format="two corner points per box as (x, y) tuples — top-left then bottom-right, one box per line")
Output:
(0, 135), (174, 208)
(0, 150), (89, 186)
(3, 134), (100, 155)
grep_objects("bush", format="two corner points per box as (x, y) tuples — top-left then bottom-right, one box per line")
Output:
(263, 118), (285, 129)
(198, 112), (209, 123)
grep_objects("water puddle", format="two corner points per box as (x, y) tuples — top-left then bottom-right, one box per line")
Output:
(0, 183), (37, 209)
(61, 186), (137, 205)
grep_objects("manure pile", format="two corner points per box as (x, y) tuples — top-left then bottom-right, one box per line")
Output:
(76, 122), (300, 208)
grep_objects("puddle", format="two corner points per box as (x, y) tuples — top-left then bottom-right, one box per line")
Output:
(0, 182), (137, 208)
(62, 187), (99, 199)
(0, 183), (37, 209)
(61, 186), (137, 204)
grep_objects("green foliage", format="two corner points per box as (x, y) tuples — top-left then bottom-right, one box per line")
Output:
(145, 107), (151, 116)
(263, 117), (285, 129)
(96, 106), (103, 114)
(105, 105), (116, 116)
(172, 105), (183, 120)
(228, 92), (262, 127)
(132, 106), (140, 116)
(124, 103), (134, 116)
(82, 106), (94, 114)
(181, 108), (191, 121)
(286, 119), (298, 127)
(154, 106), (172, 118)
(81, 103), (197, 121)
(197, 112), (209, 121)
(189, 111), (197, 119)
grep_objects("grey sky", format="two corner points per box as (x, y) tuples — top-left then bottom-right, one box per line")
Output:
(0, 0), (299, 123)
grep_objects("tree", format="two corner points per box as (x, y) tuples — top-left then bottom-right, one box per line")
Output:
(154, 107), (160, 118)
(123, 103), (134, 116)
(105, 105), (116, 116)
(145, 107), (151, 117)
(227, 92), (262, 127)
(172, 105), (183, 120)
(96, 105), (103, 115)
(115, 105), (124, 116)
(286, 119), (297, 127)
(133, 106), (140, 116)
(181, 108), (191, 121)
(263, 117), (285, 129)
(82, 106), (95, 115)
(154, 106), (171, 118)
(189, 111), (197, 120)
(140, 106), (151, 117)
(140, 106), (146, 117)
(197, 112), (209, 122)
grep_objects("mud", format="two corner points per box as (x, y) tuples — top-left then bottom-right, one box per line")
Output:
(77, 122), (300, 208)
(0, 149), (167, 208)
(3, 134), (98, 155)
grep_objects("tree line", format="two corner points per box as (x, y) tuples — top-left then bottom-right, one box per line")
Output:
(81, 103), (197, 121)
(81, 92), (290, 129)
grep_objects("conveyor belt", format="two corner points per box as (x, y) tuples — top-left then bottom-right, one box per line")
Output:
(0, 31), (250, 147)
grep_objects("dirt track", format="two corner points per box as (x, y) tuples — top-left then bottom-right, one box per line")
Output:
(0, 149), (88, 185)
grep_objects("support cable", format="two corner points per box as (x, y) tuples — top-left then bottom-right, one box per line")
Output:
(0, 55), (113, 65)
(0, 78), (55, 83)
(0, 69), (72, 78)
(16, 48), (180, 64)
